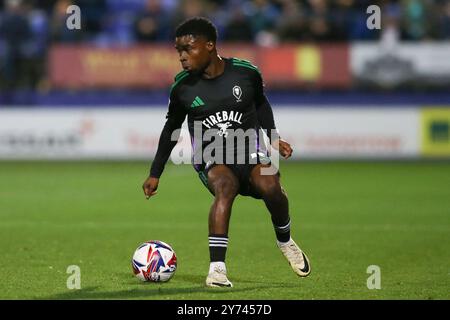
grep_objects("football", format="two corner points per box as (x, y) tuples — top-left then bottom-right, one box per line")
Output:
(131, 240), (177, 282)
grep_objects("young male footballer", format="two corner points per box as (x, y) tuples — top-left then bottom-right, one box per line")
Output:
(142, 17), (310, 287)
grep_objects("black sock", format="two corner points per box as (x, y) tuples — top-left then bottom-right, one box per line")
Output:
(273, 218), (291, 243)
(209, 234), (228, 262)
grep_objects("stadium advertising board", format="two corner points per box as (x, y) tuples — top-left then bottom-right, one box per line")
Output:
(275, 107), (419, 158)
(49, 44), (350, 89)
(0, 109), (165, 159)
(351, 43), (450, 89)
(256, 45), (350, 88)
(421, 108), (450, 157)
(0, 108), (419, 160)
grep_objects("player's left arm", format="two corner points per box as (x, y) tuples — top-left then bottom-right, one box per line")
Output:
(254, 71), (293, 159)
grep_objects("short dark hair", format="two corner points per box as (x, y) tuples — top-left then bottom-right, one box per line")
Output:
(175, 17), (218, 43)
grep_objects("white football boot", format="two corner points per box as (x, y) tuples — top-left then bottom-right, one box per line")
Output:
(206, 264), (233, 288)
(277, 238), (311, 277)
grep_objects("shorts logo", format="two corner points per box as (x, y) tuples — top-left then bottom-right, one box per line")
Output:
(233, 85), (242, 102)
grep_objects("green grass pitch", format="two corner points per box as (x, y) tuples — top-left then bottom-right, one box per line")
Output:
(0, 161), (449, 300)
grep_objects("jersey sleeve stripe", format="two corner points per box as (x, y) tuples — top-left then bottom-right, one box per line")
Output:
(232, 58), (253, 65)
(174, 70), (188, 81)
(232, 62), (261, 74)
(233, 61), (258, 69)
(170, 72), (189, 93)
(232, 58), (258, 67)
(232, 58), (261, 73)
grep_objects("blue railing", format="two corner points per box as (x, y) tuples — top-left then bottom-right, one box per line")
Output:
(1, 90), (450, 107)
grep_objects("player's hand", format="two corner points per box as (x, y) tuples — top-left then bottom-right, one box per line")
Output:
(272, 138), (293, 159)
(142, 176), (159, 199)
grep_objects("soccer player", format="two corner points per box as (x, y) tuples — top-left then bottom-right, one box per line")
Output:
(142, 17), (310, 287)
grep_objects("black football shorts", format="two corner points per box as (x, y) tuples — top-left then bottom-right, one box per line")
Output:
(195, 153), (279, 199)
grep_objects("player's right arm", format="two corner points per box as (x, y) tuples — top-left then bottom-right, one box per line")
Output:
(143, 85), (187, 199)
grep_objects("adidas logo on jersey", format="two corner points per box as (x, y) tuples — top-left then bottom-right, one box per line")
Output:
(191, 96), (205, 108)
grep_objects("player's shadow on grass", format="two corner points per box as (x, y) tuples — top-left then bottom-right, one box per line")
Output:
(41, 273), (301, 300)
(42, 284), (272, 300)
(174, 273), (301, 288)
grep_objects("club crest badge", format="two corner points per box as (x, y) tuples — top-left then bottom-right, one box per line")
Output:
(232, 85), (242, 102)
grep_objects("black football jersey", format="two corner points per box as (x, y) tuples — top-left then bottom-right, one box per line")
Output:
(150, 57), (279, 178)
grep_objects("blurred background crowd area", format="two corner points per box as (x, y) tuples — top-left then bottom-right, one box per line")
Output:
(0, 0), (450, 101)
(1, 0), (450, 46)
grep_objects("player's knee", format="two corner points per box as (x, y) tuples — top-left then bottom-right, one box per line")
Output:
(256, 177), (283, 200)
(209, 175), (239, 199)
